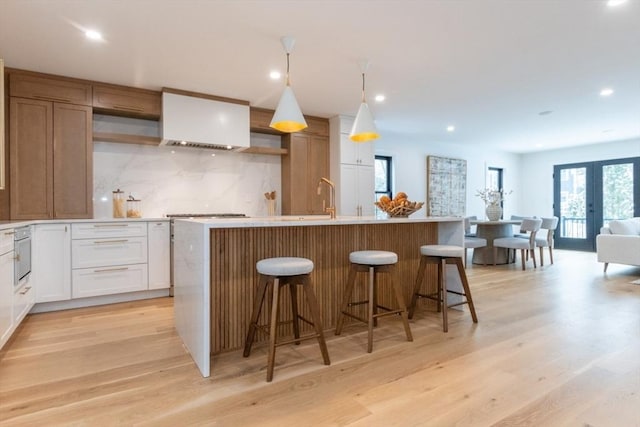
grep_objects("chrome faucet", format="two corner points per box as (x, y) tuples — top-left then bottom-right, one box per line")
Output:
(317, 177), (336, 219)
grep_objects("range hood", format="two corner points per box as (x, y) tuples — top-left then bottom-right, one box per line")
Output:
(161, 89), (250, 151)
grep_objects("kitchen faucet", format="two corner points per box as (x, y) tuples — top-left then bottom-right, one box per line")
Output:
(317, 177), (336, 219)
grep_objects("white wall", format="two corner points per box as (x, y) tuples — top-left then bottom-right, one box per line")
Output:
(375, 131), (521, 219)
(519, 138), (640, 217)
(93, 133), (281, 219)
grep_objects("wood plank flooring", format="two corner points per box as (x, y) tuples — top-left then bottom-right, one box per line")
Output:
(1, 250), (639, 426)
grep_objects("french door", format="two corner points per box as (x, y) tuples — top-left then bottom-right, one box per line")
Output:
(553, 157), (640, 251)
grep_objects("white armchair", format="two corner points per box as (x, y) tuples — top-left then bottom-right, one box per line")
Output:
(596, 218), (640, 272)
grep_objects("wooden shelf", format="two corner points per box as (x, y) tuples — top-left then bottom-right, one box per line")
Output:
(241, 146), (288, 156)
(93, 132), (161, 146)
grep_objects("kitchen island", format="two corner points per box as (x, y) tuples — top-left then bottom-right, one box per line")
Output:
(173, 215), (463, 377)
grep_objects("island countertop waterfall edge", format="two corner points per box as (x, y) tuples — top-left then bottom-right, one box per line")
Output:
(172, 216), (464, 378)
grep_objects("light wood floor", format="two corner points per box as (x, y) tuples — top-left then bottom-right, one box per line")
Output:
(1, 250), (639, 426)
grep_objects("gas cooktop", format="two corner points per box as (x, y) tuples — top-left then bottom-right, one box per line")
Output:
(166, 213), (247, 219)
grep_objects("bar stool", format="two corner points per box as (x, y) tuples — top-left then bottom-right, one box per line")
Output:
(243, 257), (330, 382)
(409, 245), (478, 332)
(335, 250), (413, 353)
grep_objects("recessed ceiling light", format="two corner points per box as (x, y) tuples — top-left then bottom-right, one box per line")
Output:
(538, 110), (553, 116)
(607, 0), (628, 7)
(226, 145), (232, 150)
(170, 150), (176, 154)
(85, 29), (103, 41)
(446, 125), (455, 132)
(211, 153), (216, 157)
(374, 94), (385, 102)
(269, 71), (281, 80)
(600, 88), (614, 97)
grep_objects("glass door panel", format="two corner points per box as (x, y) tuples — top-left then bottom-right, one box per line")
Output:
(602, 163), (634, 226)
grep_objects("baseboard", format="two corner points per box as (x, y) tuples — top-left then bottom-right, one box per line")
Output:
(30, 289), (171, 313)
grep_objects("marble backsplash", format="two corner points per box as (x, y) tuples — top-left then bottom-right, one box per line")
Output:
(93, 134), (282, 219)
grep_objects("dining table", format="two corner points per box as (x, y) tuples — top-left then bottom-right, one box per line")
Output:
(469, 219), (522, 265)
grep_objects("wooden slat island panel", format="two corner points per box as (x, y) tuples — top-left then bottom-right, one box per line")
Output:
(210, 222), (440, 354)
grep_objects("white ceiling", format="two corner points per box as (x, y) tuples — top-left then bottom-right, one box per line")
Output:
(1, 0), (639, 153)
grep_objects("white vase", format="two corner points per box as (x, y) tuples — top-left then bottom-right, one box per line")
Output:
(486, 204), (502, 221)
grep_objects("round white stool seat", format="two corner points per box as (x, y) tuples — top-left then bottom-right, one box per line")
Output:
(256, 257), (314, 276)
(350, 250), (398, 265)
(420, 245), (464, 258)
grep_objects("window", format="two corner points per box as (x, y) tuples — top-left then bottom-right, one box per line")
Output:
(375, 155), (392, 199)
(487, 167), (503, 193)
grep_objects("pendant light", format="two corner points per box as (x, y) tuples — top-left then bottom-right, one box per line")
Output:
(270, 36), (308, 133)
(349, 60), (380, 142)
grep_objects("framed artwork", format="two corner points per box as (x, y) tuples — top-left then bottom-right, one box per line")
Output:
(426, 155), (466, 216)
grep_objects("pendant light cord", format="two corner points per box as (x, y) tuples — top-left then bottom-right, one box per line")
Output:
(361, 72), (366, 102)
(286, 53), (291, 86)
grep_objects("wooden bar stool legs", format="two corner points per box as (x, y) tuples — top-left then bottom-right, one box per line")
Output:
(243, 258), (330, 382)
(335, 251), (413, 353)
(409, 245), (478, 333)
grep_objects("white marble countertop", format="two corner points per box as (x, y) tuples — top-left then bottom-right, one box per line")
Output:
(175, 215), (464, 229)
(0, 217), (170, 231)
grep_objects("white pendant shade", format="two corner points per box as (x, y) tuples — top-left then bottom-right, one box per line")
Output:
(270, 35), (307, 133)
(350, 102), (379, 142)
(270, 85), (307, 133)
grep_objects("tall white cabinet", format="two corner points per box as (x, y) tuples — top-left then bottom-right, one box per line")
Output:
(34, 223), (71, 303)
(329, 115), (376, 216)
(148, 221), (170, 290)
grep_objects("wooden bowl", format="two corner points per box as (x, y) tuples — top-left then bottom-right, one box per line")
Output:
(375, 201), (424, 218)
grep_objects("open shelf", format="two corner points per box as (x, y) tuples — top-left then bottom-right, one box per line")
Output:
(93, 132), (161, 146)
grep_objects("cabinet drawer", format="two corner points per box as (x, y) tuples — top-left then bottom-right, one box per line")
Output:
(10, 72), (92, 106)
(0, 229), (15, 255)
(72, 236), (148, 269)
(13, 281), (35, 325)
(72, 222), (147, 239)
(72, 264), (148, 299)
(93, 84), (161, 120)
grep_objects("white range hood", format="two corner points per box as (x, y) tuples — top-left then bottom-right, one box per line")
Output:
(161, 89), (250, 151)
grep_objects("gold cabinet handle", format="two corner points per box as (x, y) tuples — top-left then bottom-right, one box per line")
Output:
(93, 267), (128, 273)
(93, 239), (128, 244)
(4, 231), (16, 235)
(19, 286), (32, 295)
(93, 223), (129, 227)
(14, 254), (20, 261)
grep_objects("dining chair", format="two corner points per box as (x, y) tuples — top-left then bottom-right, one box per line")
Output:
(464, 216), (478, 237)
(492, 218), (543, 270)
(463, 235), (487, 267)
(536, 216), (559, 266)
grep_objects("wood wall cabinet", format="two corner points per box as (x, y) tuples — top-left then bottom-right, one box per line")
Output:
(93, 84), (161, 120)
(9, 72), (92, 106)
(281, 132), (330, 215)
(10, 97), (92, 219)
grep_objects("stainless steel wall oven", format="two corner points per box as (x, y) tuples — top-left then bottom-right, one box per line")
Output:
(14, 226), (31, 285)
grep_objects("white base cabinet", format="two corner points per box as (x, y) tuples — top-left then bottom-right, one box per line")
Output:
(34, 223), (71, 303)
(148, 221), (170, 290)
(71, 222), (149, 299)
(72, 263), (148, 298)
(0, 231), (14, 349)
